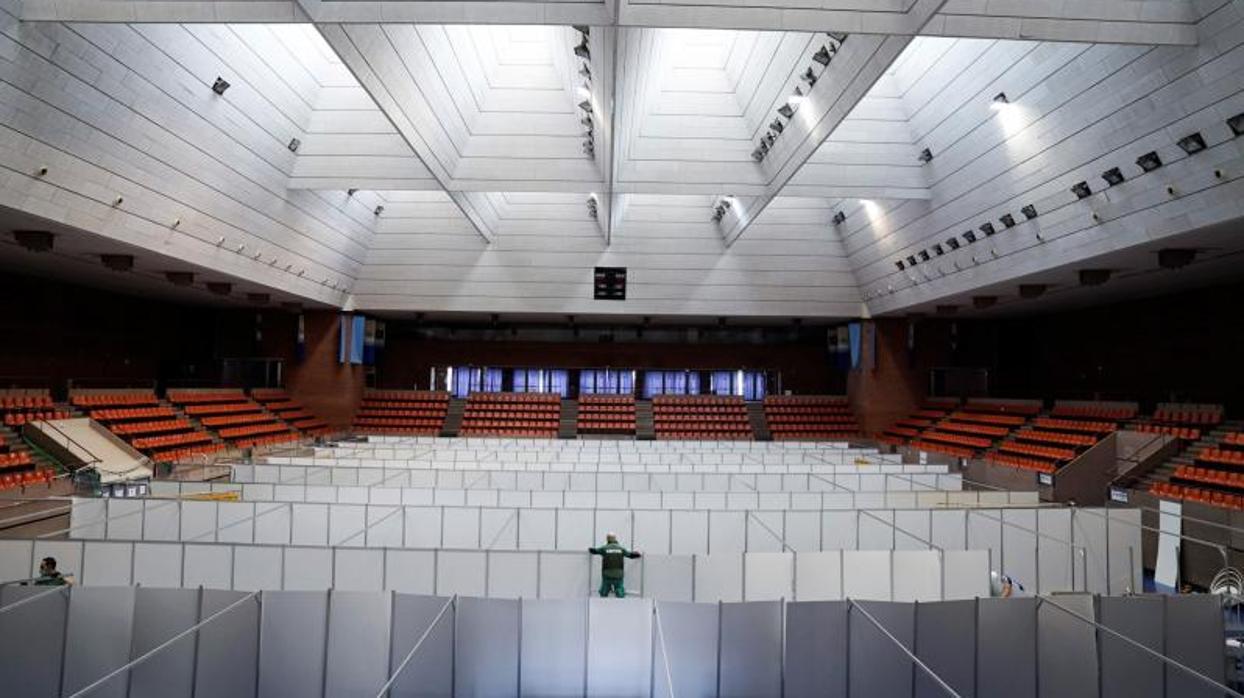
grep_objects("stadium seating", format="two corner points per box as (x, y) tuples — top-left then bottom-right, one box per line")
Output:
(763, 395), (858, 440)
(353, 390), (449, 435)
(1195, 448), (1244, 467)
(1013, 429), (1098, 448)
(986, 452), (1058, 474)
(1150, 481), (1244, 511)
(1031, 417), (1116, 434)
(70, 392), (159, 408)
(1050, 403), (1137, 421)
(459, 392), (560, 437)
(1132, 423), (1201, 441)
(652, 395), (752, 440)
(1152, 403), (1223, 426)
(575, 395), (636, 435)
(250, 389), (332, 436)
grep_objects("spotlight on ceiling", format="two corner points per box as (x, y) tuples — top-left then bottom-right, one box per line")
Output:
(979, 222), (996, 236)
(347, 188), (358, 196)
(1177, 132), (1206, 155)
(764, 132), (776, 146)
(917, 148), (933, 164)
(579, 64), (591, 80)
(999, 213), (1016, 228)
(1021, 204), (1038, 220)
(211, 77), (230, 95)
(574, 39), (590, 61)
(945, 237), (960, 250)
(165, 271), (194, 287)
(582, 139), (595, 158)
(1078, 269), (1112, 286)
(811, 45), (832, 66)
(101, 254), (134, 272)
(206, 282), (233, 296)
(932, 243), (944, 256)
(577, 99), (592, 113)
(1018, 284), (1047, 299)
(758, 140), (770, 155)
(895, 260), (906, 271)
(770, 119), (784, 134)
(831, 211), (846, 225)
(972, 295), (997, 309)
(586, 195), (598, 220)
(777, 103), (795, 119)
(1101, 167), (1125, 186)
(800, 67), (818, 87)
(581, 115), (593, 130)
(12, 230), (53, 252)
(287, 138), (300, 153)
(1136, 151), (1163, 172)
(572, 25), (590, 36)
(373, 205), (384, 216)
(962, 230), (978, 244)
(905, 255), (918, 267)
(1157, 248), (1196, 269)
(751, 148), (765, 162)
(1228, 112), (1244, 137)
(991, 92), (1009, 108)
(1071, 181), (1092, 199)
(918, 250), (930, 262)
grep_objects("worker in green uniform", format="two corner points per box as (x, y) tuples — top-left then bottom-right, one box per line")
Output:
(589, 532), (641, 598)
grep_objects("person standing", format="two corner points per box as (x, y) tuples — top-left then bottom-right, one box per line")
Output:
(589, 533), (641, 598)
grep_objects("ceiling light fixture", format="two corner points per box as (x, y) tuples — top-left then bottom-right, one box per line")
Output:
(999, 213), (1016, 228)
(1177, 132), (1206, 154)
(1228, 112), (1244, 137)
(1021, 204), (1038, 219)
(979, 222), (996, 236)
(1136, 151), (1162, 172)
(811, 45), (832, 67)
(1101, 167), (1125, 186)
(573, 25), (590, 36)
(577, 100), (592, 113)
(991, 92), (1009, 108)
(770, 119), (784, 134)
(945, 238), (960, 250)
(962, 230), (978, 244)
(574, 39), (590, 61)
(1071, 181), (1092, 199)
(800, 67), (817, 87)
(287, 138), (300, 153)
(918, 148), (933, 164)
(831, 211), (846, 225)
(212, 77), (230, 95)
(777, 104), (795, 119)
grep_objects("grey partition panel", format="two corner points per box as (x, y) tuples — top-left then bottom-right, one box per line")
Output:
(0, 585), (69, 697)
(455, 597), (520, 696)
(914, 599), (975, 698)
(784, 600), (847, 698)
(587, 598), (652, 698)
(1038, 594), (1098, 698)
(654, 601), (719, 698)
(258, 590), (329, 698)
(521, 598), (587, 696)
(977, 598), (1037, 698)
(849, 601), (914, 698)
(128, 587), (199, 698)
(325, 591), (392, 698)
(720, 600), (782, 697)
(389, 594), (454, 698)
(1164, 595), (1226, 698)
(1098, 596), (1164, 698)
(61, 586), (137, 698)
(195, 589), (260, 698)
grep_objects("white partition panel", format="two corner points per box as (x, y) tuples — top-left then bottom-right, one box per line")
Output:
(333, 548), (385, 592)
(643, 554), (694, 602)
(0, 539), (32, 584)
(328, 504), (367, 546)
(404, 507), (442, 549)
(653, 601), (718, 698)
(258, 590), (328, 698)
(893, 550), (941, 602)
(710, 510), (747, 553)
(233, 545), (283, 592)
(557, 509), (594, 551)
(384, 550), (435, 594)
(179, 543), (228, 589)
(521, 599), (587, 696)
(325, 591), (391, 698)
(744, 552), (794, 601)
(1072, 508), (1109, 594)
(633, 509), (671, 555)
(217, 501), (257, 544)
(1037, 508), (1074, 593)
(1106, 508), (1143, 594)
(587, 598), (652, 698)
(143, 500), (180, 542)
(435, 551), (486, 597)
(695, 553), (743, 602)
(843, 551), (891, 601)
(253, 502), (290, 545)
(283, 547), (333, 591)
(81, 541), (133, 586)
(105, 499), (144, 540)
(0, 584), (69, 696)
(456, 597), (520, 696)
(821, 511), (857, 549)
(670, 510), (708, 554)
(539, 551), (591, 599)
(488, 551), (538, 599)
(794, 550), (843, 601)
(518, 508), (556, 550)
(195, 589), (260, 698)
(942, 550), (990, 600)
(34, 540), (83, 584)
(1003, 509), (1039, 593)
(290, 504), (329, 547)
(721, 600), (783, 697)
(61, 586), (136, 698)
(179, 501), (218, 542)
(441, 506), (482, 549)
(129, 588), (198, 698)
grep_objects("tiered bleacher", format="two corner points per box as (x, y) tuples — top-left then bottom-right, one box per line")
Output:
(877, 398), (959, 446)
(762, 395), (857, 439)
(1129, 402), (1223, 441)
(652, 394), (752, 439)
(575, 394), (636, 435)
(919, 399), (1034, 461)
(74, 390), (212, 463)
(985, 400), (1129, 475)
(458, 392), (560, 437)
(352, 390), (449, 435)
(251, 388), (331, 436)
(0, 390), (70, 427)
(168, 389), (294, 452)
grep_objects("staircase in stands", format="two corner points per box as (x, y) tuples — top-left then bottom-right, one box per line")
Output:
(1132, 418), (1244, 491)
(635, 401), (655, 440)
(558, 399), (578, 439)
(746, 402), (770, 440)
(442, 399), (465, 437)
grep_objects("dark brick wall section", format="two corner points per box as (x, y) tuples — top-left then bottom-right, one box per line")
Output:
(285, 311), (364, 428)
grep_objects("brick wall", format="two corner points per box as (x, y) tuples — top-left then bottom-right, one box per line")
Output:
(285, 311), (365, 429)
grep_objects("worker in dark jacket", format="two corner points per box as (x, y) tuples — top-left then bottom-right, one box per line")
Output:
(589, 533), (641, 598)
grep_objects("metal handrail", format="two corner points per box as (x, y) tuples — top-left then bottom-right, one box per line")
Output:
(35, 419), (103, 469)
